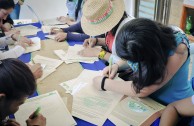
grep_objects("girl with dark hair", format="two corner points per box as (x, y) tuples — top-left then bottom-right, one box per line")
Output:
(0, 0), (33, 58)
(93, 18), (194, 105)
(0, 58), (46, 126)
(0, 0), (43, 80)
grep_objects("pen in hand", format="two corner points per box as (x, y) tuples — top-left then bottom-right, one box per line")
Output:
(30, 107), (41, 119)
(108, 58), (113, 78)
(89, 36), (92, 47)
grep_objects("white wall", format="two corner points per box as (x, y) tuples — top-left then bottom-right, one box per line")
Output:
(19, 0), (68, 20)
(124, 0), (135, 17)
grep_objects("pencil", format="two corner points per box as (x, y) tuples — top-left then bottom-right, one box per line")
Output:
(89, 36), (92, 46)
(109, 57), (113, 77)
(31, 107), (41, 119)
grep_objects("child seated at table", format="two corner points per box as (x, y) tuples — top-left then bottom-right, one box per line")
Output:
(0, 58), (46, 126)
(160, 95), (194, 126)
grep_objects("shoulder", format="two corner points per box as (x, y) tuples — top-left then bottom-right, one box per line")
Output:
(175, 43), (188, 55)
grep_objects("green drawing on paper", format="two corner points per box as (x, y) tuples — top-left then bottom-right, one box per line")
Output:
(128, 100), (148, 113)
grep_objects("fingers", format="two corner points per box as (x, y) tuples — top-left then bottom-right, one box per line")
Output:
(83, 39), (89, 48)
(5, 119), (20, 126)
(54, 33), (66, 42)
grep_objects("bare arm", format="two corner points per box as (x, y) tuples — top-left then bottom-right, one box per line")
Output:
(101, 43), (188, 97)
(138, 43), (188, 97)
(160, 96), (194, 126)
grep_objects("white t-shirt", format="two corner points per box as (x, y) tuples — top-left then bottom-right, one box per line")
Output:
(110, 16), (134, 63)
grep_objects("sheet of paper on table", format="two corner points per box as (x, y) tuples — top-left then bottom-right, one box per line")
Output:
(15, 90), (77, 126)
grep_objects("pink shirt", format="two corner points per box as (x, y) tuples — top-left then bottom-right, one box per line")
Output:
(105, 32), (115, 52)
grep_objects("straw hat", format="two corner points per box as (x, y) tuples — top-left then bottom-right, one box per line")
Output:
(81, 0), (125, 36)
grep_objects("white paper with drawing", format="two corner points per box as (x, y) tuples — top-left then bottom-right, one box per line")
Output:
(108, 97), (165, 126)
(25, 37), (41, 53)
(68, 69), (123, 126)
(15, 25), (40, 36)
(15, 90), (76, 126)
(33, 55), (63, 81)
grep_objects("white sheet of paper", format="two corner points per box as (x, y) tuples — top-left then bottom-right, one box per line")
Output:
(108, 97), (165, 126)
(65, 69), (123, 126)
(42, 24), (69, 33)
(15, 25), (40, 36)
(38, 68), (56, 82)
(33, 55), (63, 70)
(45, 35), (56, 40)
(33, 55), (63, 81)
(42, 18), (65, 25)
(25, 37), (41, 53)
(15, 90), (77, 126)
(13, 19), (32, 25)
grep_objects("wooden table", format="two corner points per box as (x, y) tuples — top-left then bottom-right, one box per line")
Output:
(32, 39), (83, 112)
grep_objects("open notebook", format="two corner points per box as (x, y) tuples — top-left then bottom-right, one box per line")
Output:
(108, 96), (165, 126)
(60, 69), (124, 126)
(15, 90), (76, 126)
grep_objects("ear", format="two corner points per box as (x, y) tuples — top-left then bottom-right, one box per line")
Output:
(0, 93), (5, 101)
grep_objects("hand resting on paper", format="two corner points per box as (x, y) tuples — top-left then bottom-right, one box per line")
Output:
(54, 32), (67, 42)
(83, 38), (97, 48)
(26, 113), (46, 126)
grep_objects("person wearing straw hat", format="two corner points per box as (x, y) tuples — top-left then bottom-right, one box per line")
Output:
(78, 0), (134, 63)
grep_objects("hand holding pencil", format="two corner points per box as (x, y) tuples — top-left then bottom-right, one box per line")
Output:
(83, 37), (96, 48)
(26, 107), (46, 126)
(103, 60), (119, 79)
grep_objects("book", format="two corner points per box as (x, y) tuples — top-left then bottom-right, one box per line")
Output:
(15, 90), (77, 126)
(108, 96), (165, 126)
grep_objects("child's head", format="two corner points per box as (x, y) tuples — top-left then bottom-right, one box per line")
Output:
(0, 0), (15, 20)
(116, 18), (176, 93)
(0, 59), (36, 121)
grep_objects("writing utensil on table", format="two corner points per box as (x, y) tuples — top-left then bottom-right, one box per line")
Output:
(109, 57), (113, 77)
(31, 107), (41, 119)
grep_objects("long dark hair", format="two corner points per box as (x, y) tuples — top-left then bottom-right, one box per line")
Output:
(0, 59), (36, 100)
(110, 11), (128, 36)
(0, 0), (15, 10)
(116, 18), (176, 93)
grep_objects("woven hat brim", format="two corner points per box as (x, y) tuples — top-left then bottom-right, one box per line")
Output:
(81, 0), (125, 36)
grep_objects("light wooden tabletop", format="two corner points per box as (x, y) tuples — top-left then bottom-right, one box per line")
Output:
(32, 39), (83, 112)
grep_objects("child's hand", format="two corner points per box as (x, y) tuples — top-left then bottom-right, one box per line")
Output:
(54, 32), (67, 42)
(26, 114), (46, 126)
(103, 64), (119, 79)
(78, 48), (100, 57)
(83, 38), (97, 48)
(19, 36), (33, 46)
(28, 63), (43, 79)
(50, 27), (63, 34)
(4, 119), (20, 126)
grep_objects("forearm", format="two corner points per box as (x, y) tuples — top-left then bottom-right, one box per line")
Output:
(0, 45), (25, 59)
(0, 35), (15, 45)
(66, 32), (89, 41)
(104, 79), (137, 96)
(96, 38), (106, 46)
(159, 105), (179, 126)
